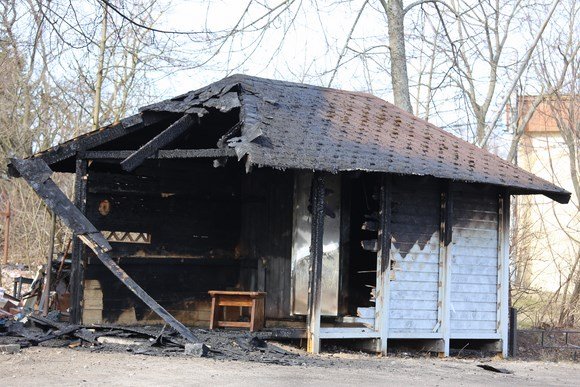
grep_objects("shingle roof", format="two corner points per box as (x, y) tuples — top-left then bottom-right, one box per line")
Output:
(25, 74), (571, 203)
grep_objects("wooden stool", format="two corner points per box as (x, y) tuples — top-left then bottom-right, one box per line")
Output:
(208, 291), (266, 332)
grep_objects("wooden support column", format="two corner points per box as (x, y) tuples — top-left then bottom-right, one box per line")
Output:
(438, 182), (453, 357)
(375, 174), (392, 354)
(70, 157), (88, 324)
(498, 191), (510, 357)
(306, 172), (325, 354)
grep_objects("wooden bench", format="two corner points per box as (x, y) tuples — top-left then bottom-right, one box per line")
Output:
(208, 291), (266, 332)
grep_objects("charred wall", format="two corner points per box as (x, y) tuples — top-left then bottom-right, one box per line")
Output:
(82, 160), (295, 325)
(239, 168), (294, 319)
(83, 159), (244, 325)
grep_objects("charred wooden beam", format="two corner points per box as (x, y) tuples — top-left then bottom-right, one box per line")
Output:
(376, 174), (392, 354)
(120, 114), (197, 172)
(70, 158), (88, 324)
(10, 158), (201, 344)
(443, 183), (454, 247)
(438, 181), (453, 357)
(306, 172), (325, 354)
(15, 112), (172, 169)
(498, 190), (510, 357)
(84, 148), (236, 160)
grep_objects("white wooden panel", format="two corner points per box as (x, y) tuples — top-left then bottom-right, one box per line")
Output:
(450, 283), (497, 293)
(452, 228), (498, 238)
(452, 246), (497, 258)
(451, 301), (497, 312)
(451, 265), (497, 276)
(391, 251), (440, 264)
(452, 274), (498, 285)
(450, 311), (497, 321)
(450, 320), (497, 331)
(392, 260), (440, 273)
(451, 255), (497, 267)
(452, 236), (497, 249)
(390, 299), (438, 310)
(388, 179), (441, 336)
(391, 242), (440, 255)
(390, 270), (439, 282)
(319, 327), (380, 339)
(391, 280), (440, 292)
(390, 319), (439, 330)
(450, 189), (499, 335)
(451, 292), (496, 303)
(450, 332), (502, 340)
(390, 290), (438, 301)
(390, 310), (438, 320)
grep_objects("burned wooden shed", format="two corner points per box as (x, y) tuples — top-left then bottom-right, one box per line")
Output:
(10, 75), (570, 356)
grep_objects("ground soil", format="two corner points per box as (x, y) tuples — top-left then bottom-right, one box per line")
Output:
(2, 345), (579, 386)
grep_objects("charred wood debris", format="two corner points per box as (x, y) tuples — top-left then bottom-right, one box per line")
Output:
(1, 290), (302, 364)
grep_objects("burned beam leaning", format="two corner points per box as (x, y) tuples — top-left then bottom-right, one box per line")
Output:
(120, 114), (197, 172)
(10, 157), (201, 344)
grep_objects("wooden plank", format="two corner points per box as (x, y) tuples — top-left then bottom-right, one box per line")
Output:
(391, 252), (441, 264)
(85, 148), (236, 160)
(451, 274), (498, 285)
(389, 319), (438, 330)
(450, 311), (497, 321)
(208, 291), (266, 297)
(216, 321), (250, 328)
(319, 327), (380, 339)
(390, 281), (441, 292)
(451, 293), (497, 303)
(498, 192), (510, 357)
(390, 290), (439, 301)
(450, 255), (498, 267)
(306, 172), (325, 354)
(217, 299), (253, 307)
(390, 299), (438, 310)
(376, 174), (392, 354)
(450, 283), (496, 293)
(391, 260), (439, 273)
(389, 310), (438, 320)
(450, 320), (497, 331)
(450, 265), (497, 276)
(121, 114), (196, 172)
(27, 112), (169, 167)
(11, 157), (201, 344)
(389, 332), (442, 339)
(439, 186), (452, 356)
(70, 158), (88, 324)
(450, 332), (502, 340)
(390, 271), (439, 282)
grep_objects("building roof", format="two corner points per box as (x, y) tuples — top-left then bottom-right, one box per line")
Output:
(22, 74), (571, 203)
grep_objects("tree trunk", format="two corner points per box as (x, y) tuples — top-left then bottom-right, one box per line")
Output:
(383, 0), (413, 113)
(92, 5), (108, 131)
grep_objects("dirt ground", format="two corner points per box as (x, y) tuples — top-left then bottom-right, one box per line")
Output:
(2, 346), (579, 386)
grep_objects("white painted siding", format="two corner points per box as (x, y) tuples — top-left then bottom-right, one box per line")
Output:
(388, 178), (441, 335)
(450, 188), (499, 336)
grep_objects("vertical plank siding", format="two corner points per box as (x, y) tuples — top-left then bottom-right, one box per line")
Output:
(450, 185), (499, 336)
(388, 177), (441, 334)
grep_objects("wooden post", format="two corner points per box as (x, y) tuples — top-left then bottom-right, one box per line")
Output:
(375, 174), (392, 354)
(70, 158), (88, 324)
(438, 183), (453, 357)
(307, 172), (325, 354)
(42, 211), (56, 316)
(498, 191), (510, 357)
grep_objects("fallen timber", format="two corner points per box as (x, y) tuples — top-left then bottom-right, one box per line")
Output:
(9, 158), (201, 345)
